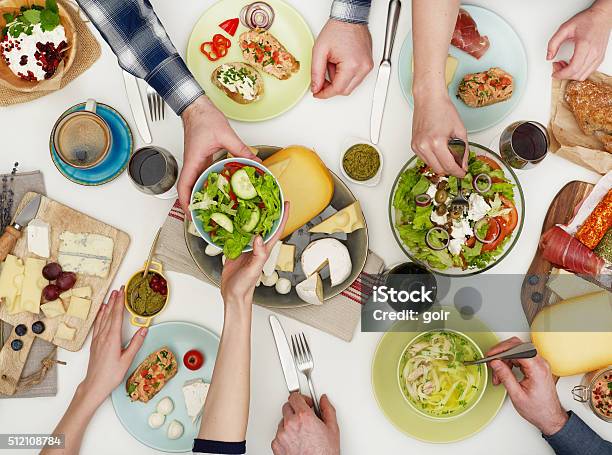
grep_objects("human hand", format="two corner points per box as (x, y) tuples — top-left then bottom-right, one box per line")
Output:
(411, 93), (467, 176)
(486, 337), (568, 436)
(311, 19), (373, 99)
(220, 202), (289, 307)
(547, 1), (612, 81)
(80, 288), (147, 406)
(178, 95), (256, 216)
(272, 393), (340, 455)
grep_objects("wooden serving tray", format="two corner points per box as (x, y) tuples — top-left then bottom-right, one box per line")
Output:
(521, 181), (594, 324)
(0, 193), (129, 395)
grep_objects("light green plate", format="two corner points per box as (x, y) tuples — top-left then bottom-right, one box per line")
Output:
(186, 0), (313, 122)
(371, 308), (507, 443)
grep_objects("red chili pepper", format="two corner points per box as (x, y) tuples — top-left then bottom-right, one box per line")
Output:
(219, 18), (239, 37)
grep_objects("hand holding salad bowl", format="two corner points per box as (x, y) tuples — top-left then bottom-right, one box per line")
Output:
(190, 158), (284, 259)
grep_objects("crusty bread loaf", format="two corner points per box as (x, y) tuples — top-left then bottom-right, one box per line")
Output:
(211, 62), (263, 104)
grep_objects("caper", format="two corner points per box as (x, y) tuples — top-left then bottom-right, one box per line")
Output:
(436, 204), (447, 216)
(437, 180), (448, 190)
(434, 189), (448, 204)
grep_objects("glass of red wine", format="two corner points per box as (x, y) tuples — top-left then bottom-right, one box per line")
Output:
(499, 121), (550, 169)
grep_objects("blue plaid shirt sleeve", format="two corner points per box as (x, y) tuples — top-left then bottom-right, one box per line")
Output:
(330, 0), (372, 24)
(76, 0), (204, 115)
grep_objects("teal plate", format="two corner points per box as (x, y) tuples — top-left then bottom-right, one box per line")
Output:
(50, 102), (133, 186)
(398, 4), (527, 133)
(111, 322), (220, 453)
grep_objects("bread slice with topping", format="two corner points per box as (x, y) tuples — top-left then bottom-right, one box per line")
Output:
(239, 28), (299, 80)
(211, 62), (263, 104)
(126, 347), (178, 403)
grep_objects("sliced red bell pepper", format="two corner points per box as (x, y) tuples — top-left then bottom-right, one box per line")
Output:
(219, 18), (239, 37)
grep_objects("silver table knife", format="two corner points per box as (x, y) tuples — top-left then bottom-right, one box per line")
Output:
(270, 315), (300, 393)
(122, 70), (152, 144)
(370, 0), (402, 144)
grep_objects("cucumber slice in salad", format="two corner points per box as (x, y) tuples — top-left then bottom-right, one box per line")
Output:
(211, 213), (234, 233)
(231, 169), (258, 199)
(240, 207), (261, 233)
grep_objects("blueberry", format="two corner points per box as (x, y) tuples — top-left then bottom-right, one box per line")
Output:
(15, 324), (27, 337)
(31, 321), (45, 335)
(11, 339), (23, 351)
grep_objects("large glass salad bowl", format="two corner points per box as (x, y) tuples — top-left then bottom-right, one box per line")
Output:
(389, 143), (524, 277)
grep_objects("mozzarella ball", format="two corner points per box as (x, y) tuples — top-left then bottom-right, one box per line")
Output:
(167, 420), (184, 440)
(148, 412), (165, 429)
(205, 244), (223, 256)
(156, 397), (174, 415)
(261, 271), (279, 287)
(275, 278), (292, 295)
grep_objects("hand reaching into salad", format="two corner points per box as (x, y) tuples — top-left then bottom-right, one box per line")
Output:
(179, 96), (257, 216)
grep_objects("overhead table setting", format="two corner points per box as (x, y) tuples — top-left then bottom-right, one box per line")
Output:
(0, 0), (611, 454)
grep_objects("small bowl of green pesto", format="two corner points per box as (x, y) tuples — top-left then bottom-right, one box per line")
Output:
(340, 139), (383, 187)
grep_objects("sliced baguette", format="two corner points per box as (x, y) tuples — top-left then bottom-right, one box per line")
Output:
(211, 62), (263, 104)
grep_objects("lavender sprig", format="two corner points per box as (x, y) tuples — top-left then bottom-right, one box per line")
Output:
(1, 162), (19, 232)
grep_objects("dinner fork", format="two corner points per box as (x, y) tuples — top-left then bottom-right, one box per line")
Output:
(146, 85), (165, 121)
(448, 138), (469, 215)
(291, 333), (321, 417)
(463, 342), (537, 366)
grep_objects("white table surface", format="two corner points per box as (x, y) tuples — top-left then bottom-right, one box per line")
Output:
(1, 0), (611, 453)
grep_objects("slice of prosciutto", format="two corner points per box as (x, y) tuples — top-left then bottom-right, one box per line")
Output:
(451, 8), (490, 59)
(540, 226), (604, 276)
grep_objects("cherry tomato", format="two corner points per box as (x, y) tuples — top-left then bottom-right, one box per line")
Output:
(498, 196), (518, 235)
(481, 218), (503, 252)
(183, 350), (204, 371)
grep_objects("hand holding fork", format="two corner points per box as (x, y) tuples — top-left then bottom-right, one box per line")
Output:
(291, 332), (321, 417)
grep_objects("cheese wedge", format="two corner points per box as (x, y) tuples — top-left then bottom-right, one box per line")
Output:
(27, 219), (50, 258)
(296, 273), (324, 305)
(546, 269), (602, 300)
(41, 299), (66, 318)
(309, 201), (365, 234)
(58, 231), (114, 278)
(182, 379), (210, 423)
(55, 322), (76, 341)
(17, 257), (47, 315)
(301, 239), (352, 286)
(276, 244), (295, 272)
(263, 146), (334, 238)
(67, 296), (91, 320)
(531, 291), (612, 376)
(0, 255), (25, 314)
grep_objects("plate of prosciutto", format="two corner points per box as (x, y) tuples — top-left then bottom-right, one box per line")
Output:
(399, 4), (527, 133)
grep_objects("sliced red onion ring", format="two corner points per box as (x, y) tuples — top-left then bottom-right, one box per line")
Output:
(415, 193), (432, 207)
(474, 217), (500, 244)
(473, 173), (492, 194)
(425, 227), (450, 251)
(240, 2), (275, 30)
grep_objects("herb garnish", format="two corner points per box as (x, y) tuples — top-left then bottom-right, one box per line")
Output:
(2, 0), (60, 38)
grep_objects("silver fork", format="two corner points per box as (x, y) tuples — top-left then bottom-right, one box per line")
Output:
(146, 85), (165, 121)
(291, 333), (321, 417)
(448, 138), (469, 215)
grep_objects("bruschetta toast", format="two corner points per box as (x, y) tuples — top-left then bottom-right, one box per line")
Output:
(126, 347), (178, 403)
(457, 67), (513, 107)
(239, 28), (299, 80)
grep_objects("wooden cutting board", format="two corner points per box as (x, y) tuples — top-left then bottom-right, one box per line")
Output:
(521, 181), (593, 324)
(0, 193), (129, 395)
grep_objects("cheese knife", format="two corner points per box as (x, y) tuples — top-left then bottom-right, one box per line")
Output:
(269, 315), (300, 393)
(0, 194), (41, 262)
(122, 70), (152, 144)
(370, 0), (402, 144)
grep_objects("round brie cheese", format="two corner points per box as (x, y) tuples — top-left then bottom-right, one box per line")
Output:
(301, 239), (352, 286)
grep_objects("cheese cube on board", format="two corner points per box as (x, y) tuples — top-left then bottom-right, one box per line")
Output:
(67, 296), (91, 320)
(16, 257), (47, 315)
(55, 322), (76, 341)
(61, 286), (92, 299)
(309, 201), (365, 234)
(0, 255), (25, 313)
(547, 269), (602, 300)
(41, 299), (66, 318)
(27, 219), (50, 258)
(275, 244), (295, 272)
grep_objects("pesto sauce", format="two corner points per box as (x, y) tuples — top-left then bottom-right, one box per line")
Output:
(342, 144), (380, 181)
(127, 272), (166, 316)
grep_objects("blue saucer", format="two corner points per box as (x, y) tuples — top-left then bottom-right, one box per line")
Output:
(50, 102), (133, 186)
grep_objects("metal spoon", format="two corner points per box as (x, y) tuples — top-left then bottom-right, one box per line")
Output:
(463, 342), (537, 366)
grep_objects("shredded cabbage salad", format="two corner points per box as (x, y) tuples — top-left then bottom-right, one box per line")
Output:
(399, 330), (484, 417)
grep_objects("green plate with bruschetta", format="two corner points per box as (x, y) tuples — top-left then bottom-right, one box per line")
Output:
(187, 0), (313, 122)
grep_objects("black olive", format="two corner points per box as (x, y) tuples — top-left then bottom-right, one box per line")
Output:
(32, 321), (45, 335)
(436, 205), (447, 216)
(11, 339), (23, 351)
(449, 209), (462, 220)
(437, 180), (448, 190)
(15, 324), (27, 337)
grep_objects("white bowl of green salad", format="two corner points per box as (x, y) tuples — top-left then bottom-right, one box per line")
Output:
(390, 143), (524, 276)
(189, 158), (284, 259)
